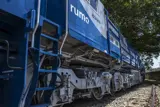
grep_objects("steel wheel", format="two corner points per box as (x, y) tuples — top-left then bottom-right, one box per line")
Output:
(91, 88), (103, 101)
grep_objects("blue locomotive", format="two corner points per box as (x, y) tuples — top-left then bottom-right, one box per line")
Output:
(0, 0), (145, 107)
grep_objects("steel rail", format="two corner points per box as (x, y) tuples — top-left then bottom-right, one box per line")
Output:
(149, 85), (159, 107)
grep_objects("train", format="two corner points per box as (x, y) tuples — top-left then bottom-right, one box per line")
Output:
(0, 0), (145, 107)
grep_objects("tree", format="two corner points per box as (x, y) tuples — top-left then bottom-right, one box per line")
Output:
(102, 0), (160, 69)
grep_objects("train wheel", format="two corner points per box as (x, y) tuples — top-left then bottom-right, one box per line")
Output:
(91, 88), (103, 101)
(110, 89), (115, 96)
(110, 79), (115, 96)
(122, 84), (127, 91)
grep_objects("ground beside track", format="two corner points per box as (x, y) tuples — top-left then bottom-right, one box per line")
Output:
(64, 80), (160, 107)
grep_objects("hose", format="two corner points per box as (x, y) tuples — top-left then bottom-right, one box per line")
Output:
(35, 72), (64, 103)
(60, 0), (69, 54)
(0, 39), (23, 70)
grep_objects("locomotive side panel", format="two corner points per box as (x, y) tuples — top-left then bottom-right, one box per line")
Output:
(120, 37), (131, 64)
(108, 19), (121, 60)
(68, 0), (109, 54)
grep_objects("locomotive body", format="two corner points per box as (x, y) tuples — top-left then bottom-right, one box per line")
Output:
(0, 0), (145, 107)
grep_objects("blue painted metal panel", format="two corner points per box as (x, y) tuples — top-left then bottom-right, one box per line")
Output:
(121, 49), (131, 64)
(119, 33), (132, 64)
(108, 19), (119, 39)
(108, 31), (121, 60)
(46, 0), (66, 30)
(129, 47), (136, 67)
(68, 0), (109, 54)
(0, 19), (29, 107)
(120, 34), (129, 53)
(0, 0), (35, 19)
(110, 44), (121, 60)
(107, 18), (121, 60)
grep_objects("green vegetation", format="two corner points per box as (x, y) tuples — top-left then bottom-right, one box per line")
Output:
(102, 0), (160, 69)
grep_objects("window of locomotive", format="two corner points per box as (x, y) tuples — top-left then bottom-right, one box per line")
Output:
(115, 40), (120, 48)
(90, 0), (98, 11)
(121, 42), (129, 52)
(85, 0), (98, 12)
(122, 50), (130, 59)
(110, 35), (120, 48)
(85, 0), (90, 4)
(110, 35), (114, 43)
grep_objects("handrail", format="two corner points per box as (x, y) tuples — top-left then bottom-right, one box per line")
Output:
(60, 0), (69, 54)
(31, 0), (41, 48)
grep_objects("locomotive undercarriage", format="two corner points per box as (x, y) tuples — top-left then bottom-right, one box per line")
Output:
(28, 36), (143, 107)
(34, 67), (142, 107)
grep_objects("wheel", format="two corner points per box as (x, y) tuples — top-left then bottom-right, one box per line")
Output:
(110, 87), (115, 96)
(91, 87), (104, 101)
(110, 77), (115, 96)
(122, 83), (127, 91)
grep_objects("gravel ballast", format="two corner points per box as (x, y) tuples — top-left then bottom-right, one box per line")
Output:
(64, 82), (160, 107)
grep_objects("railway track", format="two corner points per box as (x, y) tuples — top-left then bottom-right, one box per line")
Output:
(148, 85), (160, 107)
(63, 81), (160, 107)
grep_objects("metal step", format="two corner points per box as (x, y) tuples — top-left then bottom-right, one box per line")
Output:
(40, 16), (60, 30)
(28, 15), (60, 107)
(39, 69), (57, 73)
(41, 33), (58, 42)
(36, 87), (54, 91)
(40, 50), (58, 57)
